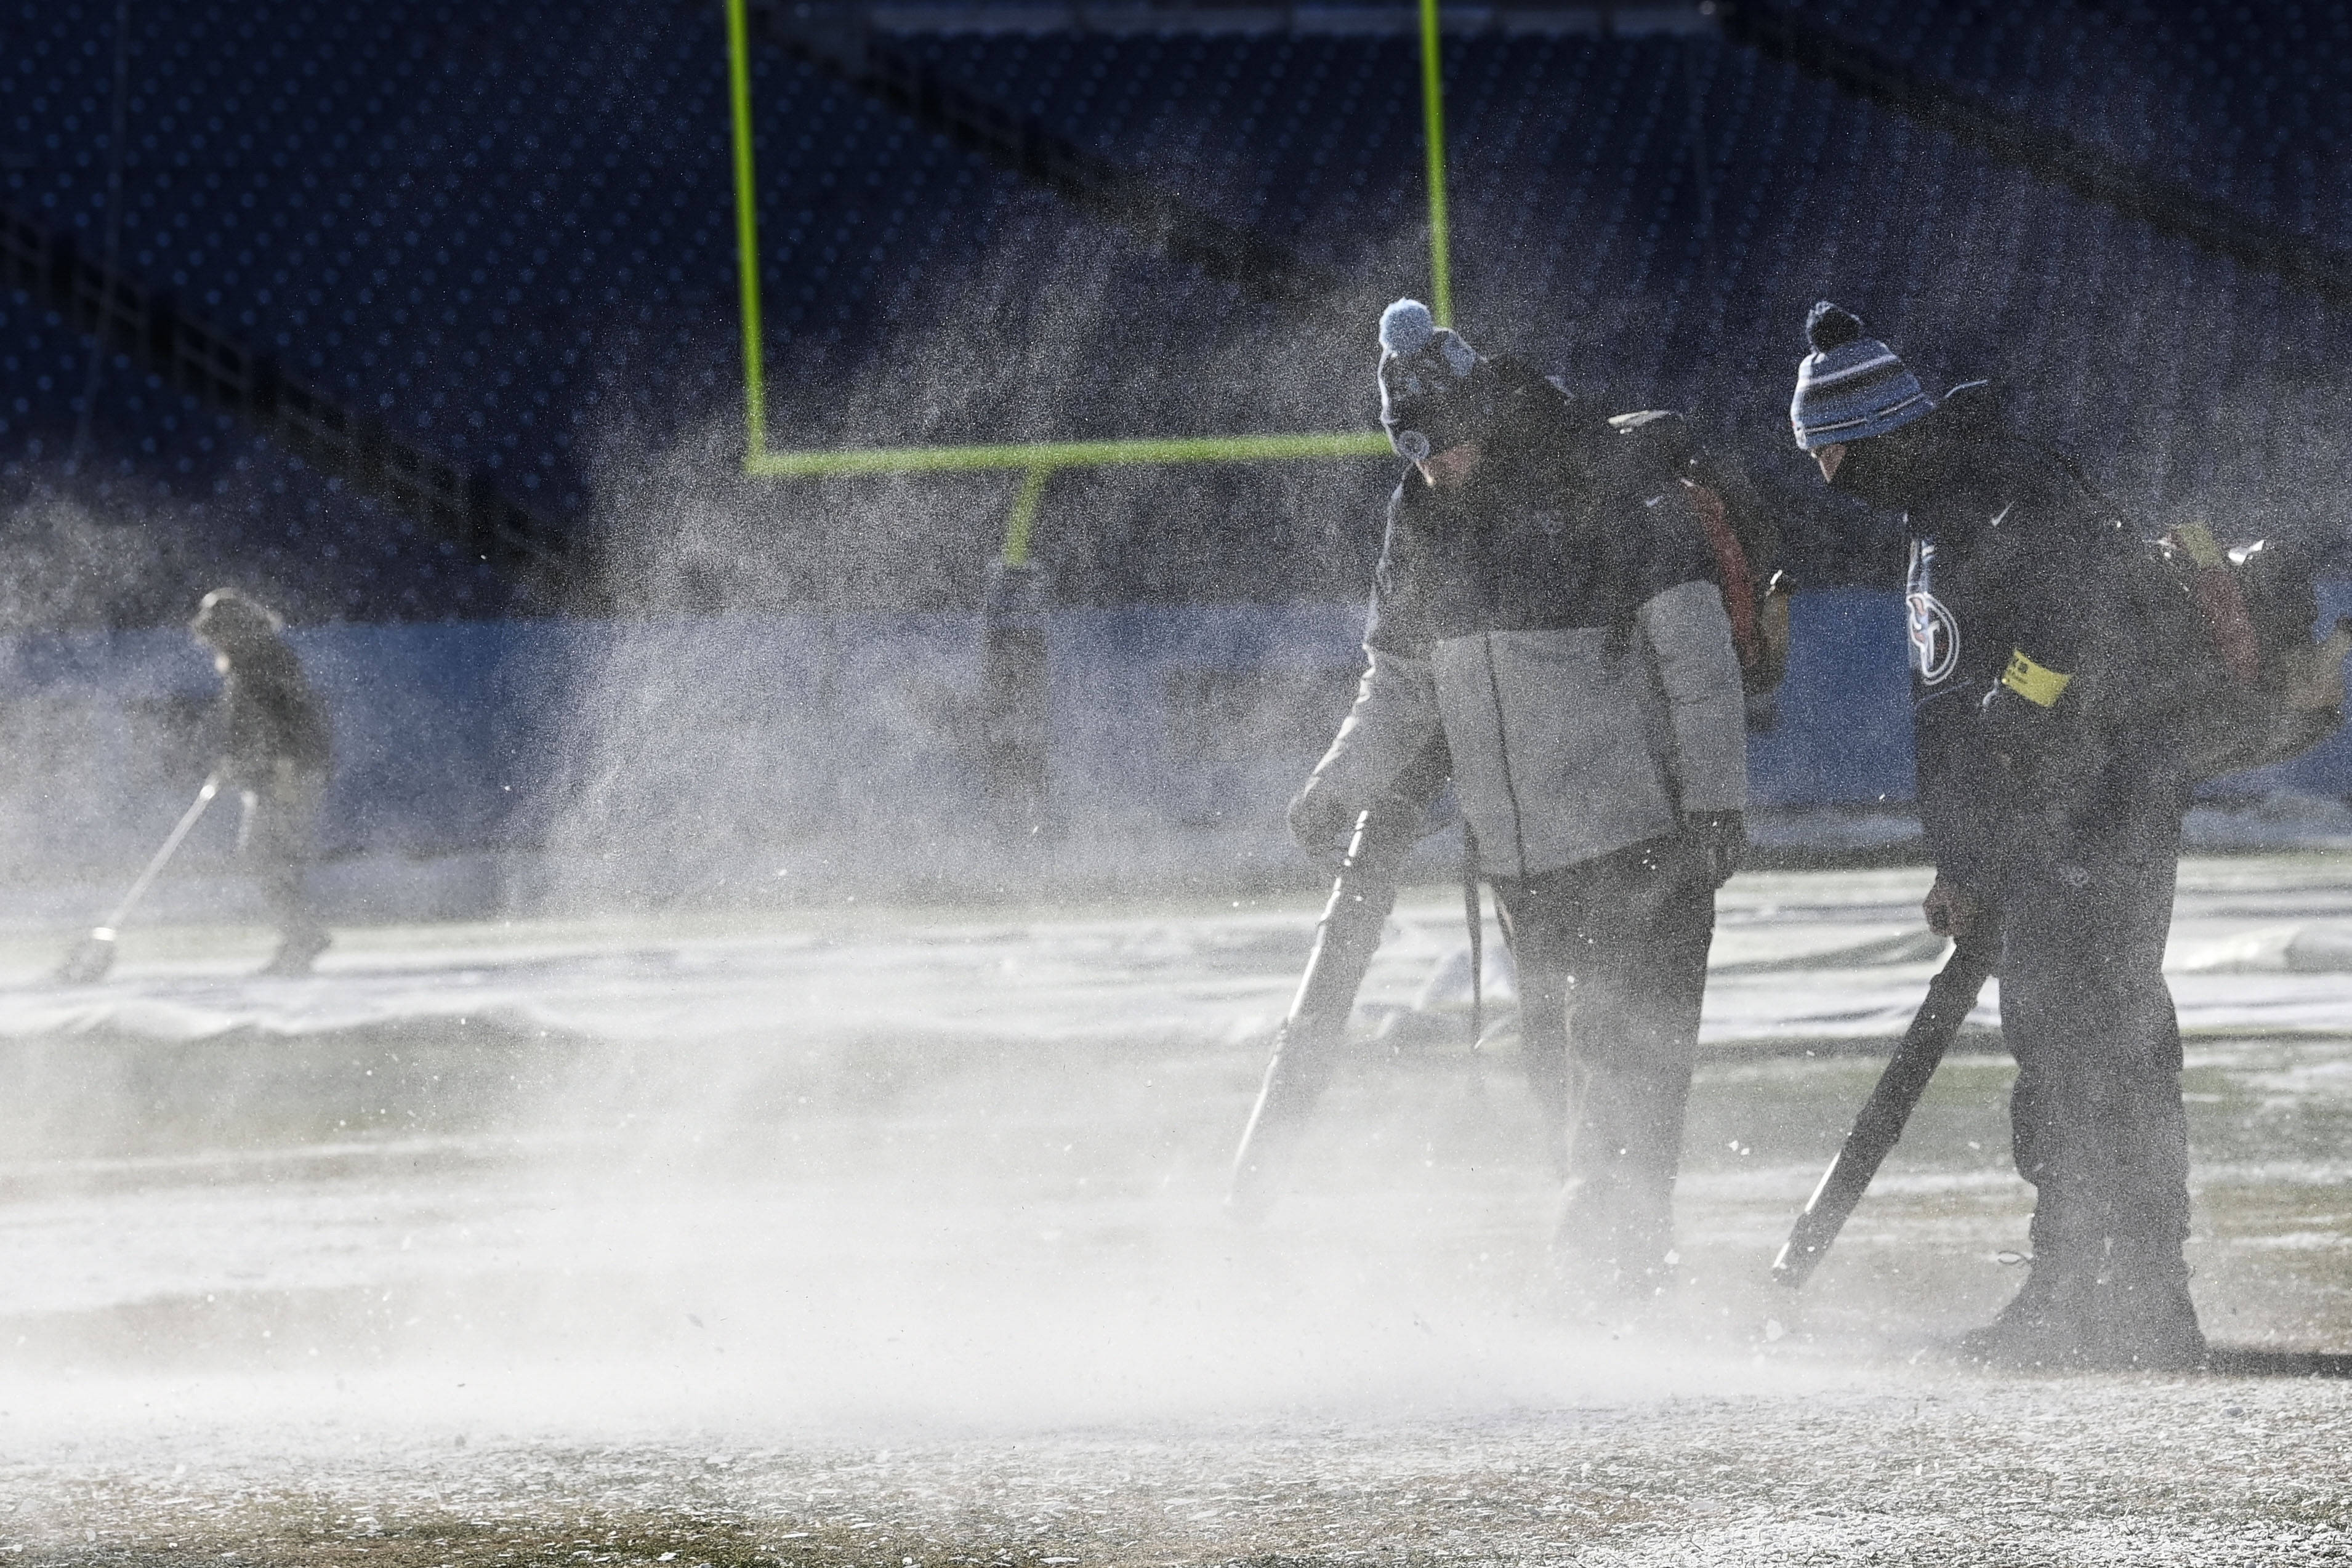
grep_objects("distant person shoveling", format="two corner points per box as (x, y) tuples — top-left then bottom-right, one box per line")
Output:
(192, 589), (335, 977)
(57, 589), (335, 982)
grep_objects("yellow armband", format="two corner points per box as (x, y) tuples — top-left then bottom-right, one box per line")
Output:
(2000, 648), (2073, 709)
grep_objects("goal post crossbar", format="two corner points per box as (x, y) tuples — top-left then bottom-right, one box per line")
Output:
(724, 0), (1451, 557)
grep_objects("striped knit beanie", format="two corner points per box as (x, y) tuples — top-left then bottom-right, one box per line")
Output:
(1789, 302), (1935, 451)
(1377, 299), (1491, 462)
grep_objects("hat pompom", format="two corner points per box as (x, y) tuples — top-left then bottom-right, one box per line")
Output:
(1379, 299), (1436, 356)
(1805, 300), (1866, 353)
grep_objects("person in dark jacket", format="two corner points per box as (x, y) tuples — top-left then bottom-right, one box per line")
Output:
(191, 589), (333, 976)
(1289, 299), (1749, 1292)
(1790, 301), (2202, 1370)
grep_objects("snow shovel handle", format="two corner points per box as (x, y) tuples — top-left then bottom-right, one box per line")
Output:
(1771, 920), (2002, 1290)
(97, 776), (220, 933)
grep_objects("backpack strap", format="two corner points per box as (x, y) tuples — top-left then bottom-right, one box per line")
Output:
(1683, 476), (1760, 669)
(2165, 520), (2262, 681)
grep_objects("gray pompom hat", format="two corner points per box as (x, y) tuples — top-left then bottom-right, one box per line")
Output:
(1376, 299), (1491, 461)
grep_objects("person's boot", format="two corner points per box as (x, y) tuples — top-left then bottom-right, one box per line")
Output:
(1955, 1252), (2094, 1370)
(1958, 1236), (2205, 1373)
(259, 927), (331, 977)
(1956, 1196), (2098, 1370)
(2079, 1238), (2206, 1372)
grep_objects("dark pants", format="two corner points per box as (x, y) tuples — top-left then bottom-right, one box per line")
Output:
(240, 762), (326, 942)
(1492, 835), (1716, 1271)
(1999, 805), (2191, 1268)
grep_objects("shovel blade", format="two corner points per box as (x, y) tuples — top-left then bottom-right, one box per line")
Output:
(54, 930), (118, 986)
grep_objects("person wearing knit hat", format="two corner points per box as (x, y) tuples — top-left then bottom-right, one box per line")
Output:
(1280, 299), (1751, 1297)
(191, 587), (334, 977)
(1789, 300), (1935, 454)
(1375, 299), (1495, 471)
(1788, 300), (2205, 1370)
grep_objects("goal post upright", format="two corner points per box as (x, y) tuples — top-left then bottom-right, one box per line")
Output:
(725, 0), (768, 466)
(1419, 0), (1452, 327)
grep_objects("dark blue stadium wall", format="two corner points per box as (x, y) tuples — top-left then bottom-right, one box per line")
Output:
(9, 586), (2352, 905)
(9, 0), (2352, 903)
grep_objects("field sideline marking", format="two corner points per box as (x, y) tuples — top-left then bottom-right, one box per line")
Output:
(725, 0), (1453, 558)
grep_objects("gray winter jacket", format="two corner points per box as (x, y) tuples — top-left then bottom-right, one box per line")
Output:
(1307, 420), (1747, 881)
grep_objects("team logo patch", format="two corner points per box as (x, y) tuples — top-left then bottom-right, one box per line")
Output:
(1907, 590), (1960, 685)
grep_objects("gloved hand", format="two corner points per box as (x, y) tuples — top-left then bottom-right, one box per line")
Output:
(1977, 683), (2057, 780)
(1287, 785), (1361, 862)
(1683, 809), (1746, 888)
(1923, 874), (1990, 938)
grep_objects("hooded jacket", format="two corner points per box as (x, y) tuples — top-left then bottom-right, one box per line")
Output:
(1307, 363), (1747, 880)
(1869, 384), (2186, 893)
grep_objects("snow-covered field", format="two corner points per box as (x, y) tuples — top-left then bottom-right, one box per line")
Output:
(0, 856), (2348, 1564)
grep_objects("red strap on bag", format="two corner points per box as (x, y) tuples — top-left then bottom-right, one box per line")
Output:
(1683, 477), (1761, 670)
(2169, 521), (2261, 683)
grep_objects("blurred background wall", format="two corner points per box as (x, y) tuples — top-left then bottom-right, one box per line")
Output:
(7, 0), (2352, 912)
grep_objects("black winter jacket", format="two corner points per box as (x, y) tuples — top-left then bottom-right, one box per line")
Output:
(1891, 386), (2185, 893)
(215, 639), (332, 786)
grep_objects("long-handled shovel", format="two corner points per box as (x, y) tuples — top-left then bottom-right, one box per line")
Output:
(54, 776), (220, 985)
(1772, 920), (2002, 1289)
